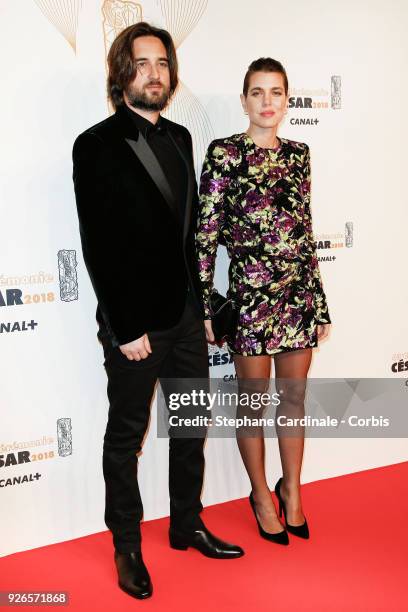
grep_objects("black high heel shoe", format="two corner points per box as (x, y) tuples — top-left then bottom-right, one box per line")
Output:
(249, 492), (289, 545)
(274, 477), (309, 539)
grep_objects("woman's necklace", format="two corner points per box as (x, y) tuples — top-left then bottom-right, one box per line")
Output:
(246, 132), (279, 150)
(268, 136), (279, 150)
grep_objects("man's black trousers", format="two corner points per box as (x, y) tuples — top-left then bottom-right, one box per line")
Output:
(100, 295), (209, 553)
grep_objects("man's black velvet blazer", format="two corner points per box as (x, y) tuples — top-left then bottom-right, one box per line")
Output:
(72, 105), (204, 347)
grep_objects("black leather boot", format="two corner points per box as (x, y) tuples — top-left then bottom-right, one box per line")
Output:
(169, 525), (244, 559)
(114, 551), (153, 599)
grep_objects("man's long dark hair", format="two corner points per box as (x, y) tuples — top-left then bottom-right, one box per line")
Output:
(107, 22), (178, 110)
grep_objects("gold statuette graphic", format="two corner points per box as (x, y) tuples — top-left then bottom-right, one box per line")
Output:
(160, 0), (213, 175)
(102, 0), (143, 61)
(158, 0), (207, 48)
(162, 81), (213, 176)
(33, 0), (83, 53)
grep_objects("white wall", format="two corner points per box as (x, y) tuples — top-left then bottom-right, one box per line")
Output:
(1, 0), (407, 557)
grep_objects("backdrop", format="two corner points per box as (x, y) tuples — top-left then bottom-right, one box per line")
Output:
(1, 0), (407, 557)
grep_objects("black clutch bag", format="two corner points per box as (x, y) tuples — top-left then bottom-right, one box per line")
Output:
(208, 289), (238, 344)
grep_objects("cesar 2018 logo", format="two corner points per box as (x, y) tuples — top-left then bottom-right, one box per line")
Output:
(288, 75), (341, 127)
(0, 419), (72, 489)
(316, 222), (354, 264)
(391, 353), (408, 374)
(0, 250), (79, 335)
(208, 343), (236, 381)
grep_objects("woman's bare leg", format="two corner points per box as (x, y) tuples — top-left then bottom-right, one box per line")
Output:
(273, 348), (312, 526)
(233, 354), (284, 533)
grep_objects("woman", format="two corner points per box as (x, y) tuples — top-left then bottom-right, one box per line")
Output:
(196, 58), (331, 544)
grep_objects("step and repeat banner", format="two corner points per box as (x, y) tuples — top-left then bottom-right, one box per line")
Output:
(1, 0), (407, 556)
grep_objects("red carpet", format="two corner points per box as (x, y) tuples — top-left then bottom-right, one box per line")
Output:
(1, 462), (407, 611)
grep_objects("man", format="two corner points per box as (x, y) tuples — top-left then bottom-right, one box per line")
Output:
(72, 22), (243, 600)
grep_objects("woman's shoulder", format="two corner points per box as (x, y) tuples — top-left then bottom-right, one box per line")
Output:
(207, 135), (310, 156)
(279, 137), (310, 156)
(205, 133), (247, 155)
(203, 134), (246, 169)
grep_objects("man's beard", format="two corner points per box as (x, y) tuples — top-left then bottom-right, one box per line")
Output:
(126, 80), (170, 111)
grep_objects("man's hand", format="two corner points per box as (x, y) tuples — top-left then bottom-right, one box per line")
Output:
(120, 334), (152, 361)
(204, 319), (215, 344)
(317, 324), (330, 342)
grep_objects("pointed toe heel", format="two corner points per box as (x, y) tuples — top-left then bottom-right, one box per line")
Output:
(275, 477), (309, 540)
(249, 492), (289, 545)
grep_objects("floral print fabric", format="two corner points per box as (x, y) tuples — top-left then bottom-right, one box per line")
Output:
(196, 133), (331, 356)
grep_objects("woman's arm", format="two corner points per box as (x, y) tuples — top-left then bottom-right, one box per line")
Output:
(301, 145), (331, 325)
(196, 141), (230, 318)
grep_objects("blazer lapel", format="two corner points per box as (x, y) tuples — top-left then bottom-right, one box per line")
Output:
(166, 129), (195, 240)
(125, 134), (180, 222)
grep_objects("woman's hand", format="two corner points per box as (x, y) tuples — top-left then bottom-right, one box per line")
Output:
(204, 319), (216, 344)
(317, 324), (330, 342)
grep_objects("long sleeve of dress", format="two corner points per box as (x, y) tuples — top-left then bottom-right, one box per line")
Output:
(301, 146), (331, 324)
(196, 141), (229, 318)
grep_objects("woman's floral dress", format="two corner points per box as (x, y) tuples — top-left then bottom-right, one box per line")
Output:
(196, 133), (331, 356)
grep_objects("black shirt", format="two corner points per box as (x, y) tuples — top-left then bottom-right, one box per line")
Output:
(125, 106), (187, 224)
